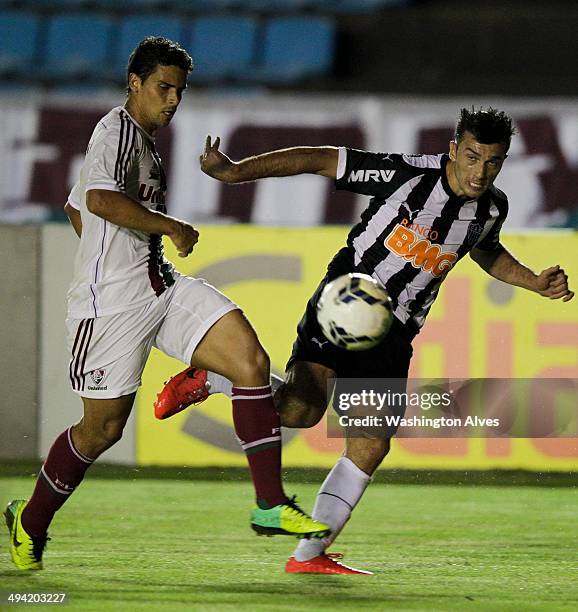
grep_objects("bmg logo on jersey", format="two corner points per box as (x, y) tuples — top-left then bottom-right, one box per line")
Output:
(88, 369), (107, 391)
(385, 221), (458, 277)
(348, 169), (396, 183)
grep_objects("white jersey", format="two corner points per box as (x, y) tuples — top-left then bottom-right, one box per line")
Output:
(67, 106), (176, 319)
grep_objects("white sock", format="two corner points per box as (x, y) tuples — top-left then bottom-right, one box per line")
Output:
(206, 371), (233, 398)
(293, 457), (371, 562)
(206, 371), (284, 399)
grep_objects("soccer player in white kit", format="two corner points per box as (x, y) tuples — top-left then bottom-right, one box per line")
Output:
(4, 37), (328, 571)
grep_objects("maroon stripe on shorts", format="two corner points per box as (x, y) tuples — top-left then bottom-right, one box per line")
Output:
(69, 320), (87, 390)
(70, 319), (94, 391)
(79, 320), (94, 391)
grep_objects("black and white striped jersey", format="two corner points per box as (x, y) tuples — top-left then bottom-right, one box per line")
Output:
(332, 147), (508, 338)
(67, 106), (176, 319)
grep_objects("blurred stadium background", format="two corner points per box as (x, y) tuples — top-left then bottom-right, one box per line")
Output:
(1, 0), (577, 495)
(1, 1), (577, 608)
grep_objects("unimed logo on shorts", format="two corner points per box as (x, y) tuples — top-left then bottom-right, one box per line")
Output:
(384, 220), (458, 277)
(88, 369), (107, 391)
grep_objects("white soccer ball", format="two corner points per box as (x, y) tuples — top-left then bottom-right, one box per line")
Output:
(316, 273), (394, 351)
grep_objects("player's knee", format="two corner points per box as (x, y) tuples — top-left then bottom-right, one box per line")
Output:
(232, 346), (270, 383)
(276, 379), (326, 428)
(89, 419), (125, 453)
(280, 404), (323, 428)
(253, 346), (270, 374)
(73, 418), (124, 457)
(101, 419), (125, 446)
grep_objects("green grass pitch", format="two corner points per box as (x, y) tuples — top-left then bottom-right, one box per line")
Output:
(0, 477), (576, 611)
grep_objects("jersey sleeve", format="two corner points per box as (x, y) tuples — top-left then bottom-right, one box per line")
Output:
(334, 147), (405, 197)
(475, 218), (504, 251)
(85, 121), (135, 194)
(67, 181), (81, 210)
(475, 190), (509, 251)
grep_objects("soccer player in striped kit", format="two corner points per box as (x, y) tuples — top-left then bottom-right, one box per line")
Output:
(4, 37), (328, 571)
(157, 107), (574, 574)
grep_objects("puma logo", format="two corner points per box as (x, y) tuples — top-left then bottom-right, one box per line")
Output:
(312, 337), (329, 349)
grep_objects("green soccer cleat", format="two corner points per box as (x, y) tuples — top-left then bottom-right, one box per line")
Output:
(4, 499), (49, 570)
(251, 496), (331, 539)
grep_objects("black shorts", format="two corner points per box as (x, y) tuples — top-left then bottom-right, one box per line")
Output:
(286, 252), (414, 379)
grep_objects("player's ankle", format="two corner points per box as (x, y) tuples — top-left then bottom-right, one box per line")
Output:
(256, 495), (288, 509)
(294, 543), (325, 562)
(206, 371), (233, 397)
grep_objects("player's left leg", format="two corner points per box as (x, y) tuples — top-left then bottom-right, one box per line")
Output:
(154, 358), (333, 427)
(189, 310), (329, 538)
(154, 267), (340, 422)
(153, 276), (329, 539)
(186, 309), (285, 507)
(154, 292), (337, 426)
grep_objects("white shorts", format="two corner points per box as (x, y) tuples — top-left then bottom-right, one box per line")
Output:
(66, 274), (238, 398)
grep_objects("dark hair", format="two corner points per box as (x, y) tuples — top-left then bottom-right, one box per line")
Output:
(455, 107), (516, 152)
(127, 36), (193, 92)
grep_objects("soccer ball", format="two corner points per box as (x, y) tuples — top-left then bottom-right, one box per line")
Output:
(316, 273), (394, 351)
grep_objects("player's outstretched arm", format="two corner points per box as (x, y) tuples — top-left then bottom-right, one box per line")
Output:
(470, 245), (574, 301)
(64, 202), (82, 238)
(86, 189), (199, 258)
(200, 136), (338, 183)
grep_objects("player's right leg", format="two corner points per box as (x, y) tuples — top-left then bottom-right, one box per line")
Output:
(288, 435), (389, 575)
(280, 359), (382, 575)
(283, 283), (413, 573)
(6, 394), (135, 570)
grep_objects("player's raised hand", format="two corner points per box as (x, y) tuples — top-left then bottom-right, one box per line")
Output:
(535, 265), (574, 302)
(168, 220), (199, 258)
(200, 135), (236, 182)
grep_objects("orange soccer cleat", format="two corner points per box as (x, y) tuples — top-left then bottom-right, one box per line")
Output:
(154, 367), (210, 420)
(285, 552), (373, 575)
